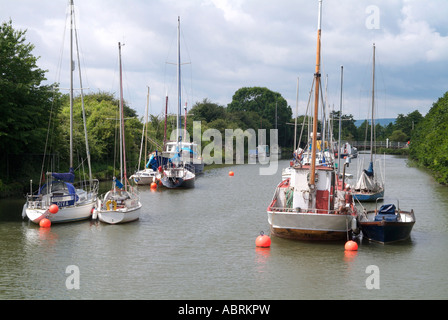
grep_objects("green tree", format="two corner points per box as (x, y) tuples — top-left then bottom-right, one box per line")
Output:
(189, 98), (226, 123)
(331, 111), (357, 141)
(410, 92), (448, 184)
(0, 20), (61, 182)
(58, 92), (143, 171)
(395, 110), (423, 140)
(227, 87), (293, 147)
(389, 129), (408, 142)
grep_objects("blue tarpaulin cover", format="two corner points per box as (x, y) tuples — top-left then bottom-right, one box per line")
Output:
(146, 152), (170, 170)
(38, 181), (76, 195)
(379, 204), (396, 214)
(364, 162), (374, 177)
(113, 177), (124, 189)
(52, 167), (75, 183)
(375, 204), (398, 222)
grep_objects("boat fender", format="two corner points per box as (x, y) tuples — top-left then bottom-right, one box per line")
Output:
(106, 200), (117, 211)
(351, 218), (360, 234)
(92, 208), (98, 220)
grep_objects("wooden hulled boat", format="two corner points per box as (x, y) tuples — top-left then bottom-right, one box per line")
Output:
(358, 201), (415, 243)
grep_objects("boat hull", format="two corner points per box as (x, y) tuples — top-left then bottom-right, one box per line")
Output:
(353, 189), (384, 202)
(358, 210), (415, 243)
(161, 176), (195, 188)
(130, 169), (157, 185)
(25, 202), (94, 224)
(95, 190), (142, 224)
(97, 206), (141, 224)
(193, 162), (204, 175)
(360, 221), (414, 243)
(267, 210), (354, 241)
(160, 166), (195, 189)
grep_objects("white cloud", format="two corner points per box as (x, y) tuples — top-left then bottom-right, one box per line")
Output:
(2, 0), (448, 119)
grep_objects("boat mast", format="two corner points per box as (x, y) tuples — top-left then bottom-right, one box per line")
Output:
(338, 66), (343, 174)
(145, 86), (149, 165)
(370, 43), (376, 164)
(177, 16), (182, 143)
(294, 77), (299, 151)
(163, 93), (168, 149)
(310, 0), (322, 188)
(72, 8), (93, 184)
(69, 0), (74, 169)
(184, 102), (187, 141)
(118, 42), (127, 190)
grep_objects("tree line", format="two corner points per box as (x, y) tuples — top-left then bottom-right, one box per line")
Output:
(1, 20), (447, 196)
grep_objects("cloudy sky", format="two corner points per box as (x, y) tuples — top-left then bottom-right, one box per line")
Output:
(2, 0), (448, 121)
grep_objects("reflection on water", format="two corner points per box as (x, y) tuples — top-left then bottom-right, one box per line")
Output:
(1, 155), (448, 299)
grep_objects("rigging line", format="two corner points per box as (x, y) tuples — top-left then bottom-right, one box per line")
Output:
(298, 78), (314, 148)
(71, 7), (90, 92)
(74, 15), (93, 183)
(180, 27), (194, 105)
(40, 0), (70, 188)
(55, 7), (69, 85)
(38, 87), (59, 190)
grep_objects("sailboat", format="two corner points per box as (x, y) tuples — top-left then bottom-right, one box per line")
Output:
(352, 44), (385, 202)
(267, 0), (357, 241)
(159, 17), (195, 189)
(23, 0), (99, 224)
(130, 87), (158, 185)
(95, 42), (142, 224)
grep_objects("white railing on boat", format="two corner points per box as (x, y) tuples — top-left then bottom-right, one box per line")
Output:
(269, 206), (352, 215)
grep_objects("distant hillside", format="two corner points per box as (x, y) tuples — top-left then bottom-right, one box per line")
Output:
(354, 118), (396, 127)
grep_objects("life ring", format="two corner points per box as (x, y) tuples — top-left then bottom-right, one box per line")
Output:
(106, 200), (117, 211)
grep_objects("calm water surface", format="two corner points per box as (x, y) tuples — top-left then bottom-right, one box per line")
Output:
(1, 155), (447, 300)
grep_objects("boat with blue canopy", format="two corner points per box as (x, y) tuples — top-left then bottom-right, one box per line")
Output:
(357, 199), (416, 243)
(23, 0), (98, 224)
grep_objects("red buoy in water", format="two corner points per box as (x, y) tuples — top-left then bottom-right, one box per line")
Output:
(49, 204), (59, 214)
(255, 232), (271, 248)
(229, 171), (234, 177)
(345, 240), (358, 251)
(150, 182), (157, 190)
(39, 218), (51, 228)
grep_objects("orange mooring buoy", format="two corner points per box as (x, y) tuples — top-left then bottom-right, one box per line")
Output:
(150, 182), (157, 190)
(255, 231), (271, 248)
(49, 204), (59, 214)
(39, 218), (51, 228)
(229, 171), (234, 177)
(344, 240), (358, 251)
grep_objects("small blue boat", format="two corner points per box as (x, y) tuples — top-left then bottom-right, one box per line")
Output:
(358, 201), (416, 244)
(353, 189), (385, 202)
(353, 161), (385, 202)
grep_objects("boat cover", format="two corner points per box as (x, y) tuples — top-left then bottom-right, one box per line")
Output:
(355, 170), (380, 191)
(375, 204), (398, 222)
(181, 147), (196, 154)
(113, 177), (124, 189)
(363, 162), (374, 177)
(38, 181), (76, 195)
(379, 204), (396, 214)
(51, 167), (75, 183)
(146, 152), (170, 170)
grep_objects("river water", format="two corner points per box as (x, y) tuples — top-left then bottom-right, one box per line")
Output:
(0, 154), (447, 300)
